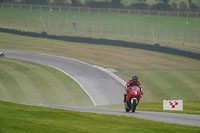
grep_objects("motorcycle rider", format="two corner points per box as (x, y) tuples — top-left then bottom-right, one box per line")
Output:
(124, 75), (143, 103)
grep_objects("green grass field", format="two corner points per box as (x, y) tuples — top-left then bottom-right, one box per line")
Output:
(0, 32), (200, 104)
(0, 101), (200, 133)
(0, 8), (200, 53)
(100, 101), (200, 115)
(0, 57), (93, 106)
(0, 5), (200, 132)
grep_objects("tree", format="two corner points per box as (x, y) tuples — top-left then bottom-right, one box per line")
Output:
(151, 0), (170, 10)
(23, 0), (48, 5)
(188, 0), (192, 9)
(0, 0), (15, 3)
(161, 0), (169, 4)
(130, 0), (148, 10)
(111, 0), (121, 4)
(171, 2), (177, 11)
(179, 1), (188, 11)
(71, 0), (81, 6)
(54, 0), (64, 5)
(187, 0), (197, 10)
(111, 0), (122, 8)
(191, 3), (197, 10)
(134, 0), (147, 4)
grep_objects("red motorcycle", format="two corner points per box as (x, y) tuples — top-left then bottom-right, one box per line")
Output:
(125, 86), (142, 112)
(0, 50), (4, 57)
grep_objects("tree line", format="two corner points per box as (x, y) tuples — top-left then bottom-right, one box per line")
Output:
(0, 0), (199, 11)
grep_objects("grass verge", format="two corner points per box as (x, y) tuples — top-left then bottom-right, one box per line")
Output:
(100, 101), (200, 115)
(0, 101), (200, 133)
(0, 32), (200, 103)
(0, 58), (93, 106)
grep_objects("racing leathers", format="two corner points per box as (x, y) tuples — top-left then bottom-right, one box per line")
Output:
(124, 80), (143, 103)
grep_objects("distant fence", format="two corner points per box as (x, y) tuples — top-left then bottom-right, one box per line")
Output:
(1, 3), (200, 18)
(0, 3), (199, 47)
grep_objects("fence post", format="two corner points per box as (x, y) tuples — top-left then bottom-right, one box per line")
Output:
(183, 31), (185, 45)
(59, 6), (61, 13)
(57, 16), (59, 32)
(65, 15), (68, 33)
(11, 3), (13, 9)
(100, 20), (103, 36)
(195, 32), (197, 45)
(30, 5), (32, 11)
(39, 5), (41, 11)
(1, 3), (3, 8)
(126, 21), (129, 37)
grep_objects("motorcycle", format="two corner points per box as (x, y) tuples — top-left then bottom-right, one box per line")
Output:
(0, 50), (4, 57)
(125, 86), (142, 112)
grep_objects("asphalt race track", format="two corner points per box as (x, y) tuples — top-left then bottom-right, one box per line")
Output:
(38, 105), (200, 127)
(4, 50), (200, 127)
(5, 50), (125, 106)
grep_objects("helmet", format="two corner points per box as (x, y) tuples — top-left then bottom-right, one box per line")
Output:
(132, 75), (138, 83)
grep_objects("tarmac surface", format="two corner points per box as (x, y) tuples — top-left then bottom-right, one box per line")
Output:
(5, 50), (125, 106)
(38, 105), (200, 127)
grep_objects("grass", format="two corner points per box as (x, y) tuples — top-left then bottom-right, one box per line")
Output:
(0, 5), (200, 132)
(0, 8), (200, 53)
(0, 58), (93, 106)
(118, 70), (200, 102)
(100, 101), (200, 115)
(0, 101), (200, 133)
(0, 32), (200, 104)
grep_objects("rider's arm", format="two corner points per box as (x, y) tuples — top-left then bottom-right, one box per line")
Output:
(125, 80), (132, 93)
(137, 81), (143, 95)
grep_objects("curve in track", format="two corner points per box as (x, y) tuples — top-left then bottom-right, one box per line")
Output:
(4, 50), (200, 127)
(4, 50), (125, 106)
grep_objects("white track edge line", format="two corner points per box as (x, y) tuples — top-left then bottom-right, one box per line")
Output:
(9, 50), (126, 86)
(50, 66), (97, 106)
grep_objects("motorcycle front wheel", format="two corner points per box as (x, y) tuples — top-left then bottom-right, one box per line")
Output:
(131, 99), (137, 112)
(125, 103), (130, 112)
